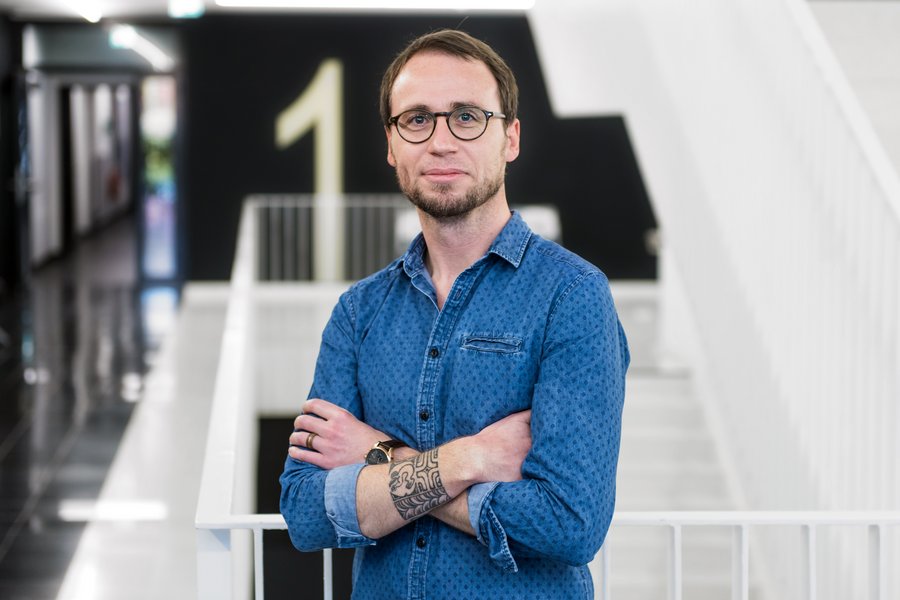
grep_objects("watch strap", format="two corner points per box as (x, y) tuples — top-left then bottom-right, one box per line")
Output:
(375, 440), (407, 451)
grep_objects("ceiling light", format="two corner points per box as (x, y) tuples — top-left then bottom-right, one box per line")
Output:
(109, 25), (176, 72)
(169, 0), (206, 18)
(74, 1), (102, 22)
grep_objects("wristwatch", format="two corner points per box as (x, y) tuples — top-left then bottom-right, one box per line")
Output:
(365, 440), (407, 465)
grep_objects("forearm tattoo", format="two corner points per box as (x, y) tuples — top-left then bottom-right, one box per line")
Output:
(388, 448), (450, 521)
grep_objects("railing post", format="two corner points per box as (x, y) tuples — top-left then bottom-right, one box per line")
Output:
(314, 194), (344, 281)
(197, 528), (233, 599)
(868, 524), (884, 600)
(601, 542), (611, 600)
(669, 524), (682, 600)
(254, 528), (264, 600)
(323, 548), (333, 600)
(732, 524), (749, 600)
(802, 524), (817, 600)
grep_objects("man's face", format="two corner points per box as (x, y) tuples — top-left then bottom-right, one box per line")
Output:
(386, 51), (520, 220)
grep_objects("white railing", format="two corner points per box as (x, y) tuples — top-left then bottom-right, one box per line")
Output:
(604, 511), (900, 600)
(246, 194), (411, 282)
(245, 194), (562, 283)
(195, 198), (347, 599)
(204, 509), (900, 600)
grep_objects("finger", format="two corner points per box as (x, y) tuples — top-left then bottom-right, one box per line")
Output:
(289, 445), (327, 468)
(289, 430), (313, 447)
(289, 431), (326, 453)
(294, 415), (325, 435)
(303, 398), (348, 420)
(305, 431), (320, 451)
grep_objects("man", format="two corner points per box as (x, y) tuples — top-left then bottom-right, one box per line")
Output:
(280, 29), (629, 599)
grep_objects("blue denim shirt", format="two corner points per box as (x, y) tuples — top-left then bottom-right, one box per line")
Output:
(280, 212), (629, 599)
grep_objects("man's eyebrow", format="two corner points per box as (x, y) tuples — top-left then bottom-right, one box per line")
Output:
(395, 101), (482, 113)
(450, 101), (481, 110)
(394, 103), (430, 114)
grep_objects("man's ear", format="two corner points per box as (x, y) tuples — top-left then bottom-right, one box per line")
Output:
(505, 118), (521, 163)
(386, 127), (396, 167)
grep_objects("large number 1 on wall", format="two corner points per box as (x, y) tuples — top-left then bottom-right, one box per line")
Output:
(275, 59), (344, 280)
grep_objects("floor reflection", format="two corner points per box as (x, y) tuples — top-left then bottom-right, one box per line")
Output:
(0, 213), (178, 599)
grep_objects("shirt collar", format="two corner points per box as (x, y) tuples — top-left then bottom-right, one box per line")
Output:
(399, 211), (533, 279)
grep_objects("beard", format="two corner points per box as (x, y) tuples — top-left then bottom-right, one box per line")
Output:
(398, 168), (504, 220)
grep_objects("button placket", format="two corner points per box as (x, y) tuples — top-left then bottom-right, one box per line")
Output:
(415, 262), (486, 450)
(408, 519), (433, 600)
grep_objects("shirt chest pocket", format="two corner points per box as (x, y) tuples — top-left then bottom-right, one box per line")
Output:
(460, 333), (523, 354)
(448, 332), (533, 434)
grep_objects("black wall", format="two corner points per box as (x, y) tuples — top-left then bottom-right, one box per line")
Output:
(0, 17), (19, 296)
(182, 14), (656, 281)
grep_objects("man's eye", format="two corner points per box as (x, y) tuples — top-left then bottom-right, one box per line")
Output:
(453, 110), (481, 126)
(403, 113), (431, 128)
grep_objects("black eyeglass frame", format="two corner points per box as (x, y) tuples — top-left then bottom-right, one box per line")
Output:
(388, 106), (507, 144)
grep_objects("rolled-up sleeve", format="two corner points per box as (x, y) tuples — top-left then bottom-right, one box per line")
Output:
(470, 272), (629, 572)
(324, 463), (376, 547)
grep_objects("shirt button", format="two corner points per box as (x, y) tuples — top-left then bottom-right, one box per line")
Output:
(429, 347), (439, 358)
(416, 537), (427, 548)
(419, 411), (430, 421)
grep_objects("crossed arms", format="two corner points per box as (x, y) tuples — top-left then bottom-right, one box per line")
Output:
(288, 399), (531, 539)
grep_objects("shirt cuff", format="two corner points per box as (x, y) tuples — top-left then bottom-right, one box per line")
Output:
(467, 482), (498, 542)
(324, 463), (376, 548)
(467, 482), (518, 574)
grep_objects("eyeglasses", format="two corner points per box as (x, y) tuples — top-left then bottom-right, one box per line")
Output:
(388, 106), (506, 144)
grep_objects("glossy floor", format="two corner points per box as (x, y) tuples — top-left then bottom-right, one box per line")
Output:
(0, 215), (178, 600)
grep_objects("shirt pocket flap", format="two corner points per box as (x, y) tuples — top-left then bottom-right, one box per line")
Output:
(461, 333), (523, 354)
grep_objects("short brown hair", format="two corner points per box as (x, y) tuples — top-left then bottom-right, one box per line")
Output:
(379, 29), (519, 126)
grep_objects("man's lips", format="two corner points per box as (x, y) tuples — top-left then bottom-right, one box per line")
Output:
(423, 168), (466, 182)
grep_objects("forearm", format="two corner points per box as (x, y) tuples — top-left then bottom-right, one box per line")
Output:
(429, 490), (474, 535)
(356, 439), (478, 539)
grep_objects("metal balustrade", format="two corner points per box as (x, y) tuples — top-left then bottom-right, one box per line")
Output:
(248, 194), (562, 282)
(205, 510), (900, 600)
(250, 195), (411, 282)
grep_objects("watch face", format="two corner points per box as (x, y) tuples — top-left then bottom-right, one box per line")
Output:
(365, 448), (389, 465)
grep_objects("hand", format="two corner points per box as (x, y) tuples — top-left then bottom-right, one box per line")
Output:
(470, 409), (532, 483)
(288, 399), (388, 470)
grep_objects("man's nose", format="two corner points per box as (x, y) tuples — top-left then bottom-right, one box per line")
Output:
(427, 117), (458, 152)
